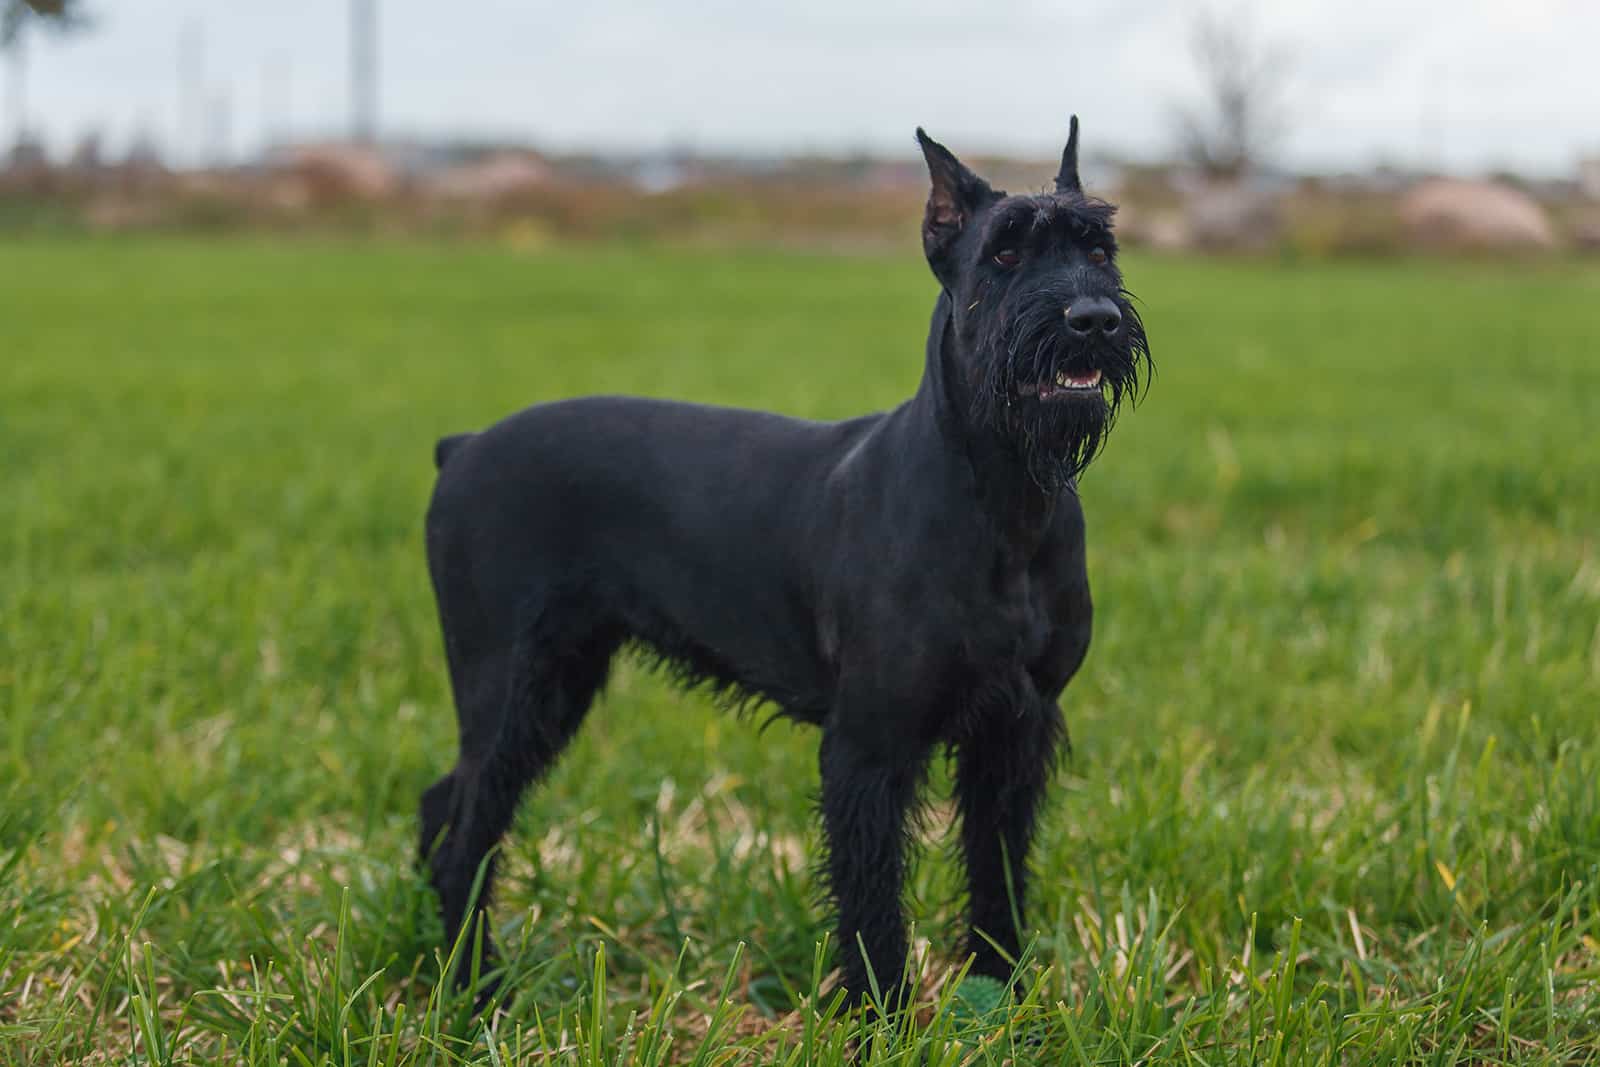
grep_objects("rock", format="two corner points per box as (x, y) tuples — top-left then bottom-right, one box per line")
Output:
(1182, 183), (1280, 251)
(283, 143), (399, 199)
(1399, 179), (1556, 251)
(428, 151), (552, 200)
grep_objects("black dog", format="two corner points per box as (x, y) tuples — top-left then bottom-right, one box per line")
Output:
(420, 117), (1149, 1005)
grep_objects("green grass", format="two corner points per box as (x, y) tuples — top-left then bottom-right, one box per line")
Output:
(3, 234), (1600, 1064)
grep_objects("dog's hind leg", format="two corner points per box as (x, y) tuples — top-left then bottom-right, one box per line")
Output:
(423, 596), (620, 979)
(817, 713), (930, 1010)
(953, 700), (1064, 982)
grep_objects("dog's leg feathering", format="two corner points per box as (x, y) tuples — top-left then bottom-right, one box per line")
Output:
(954, 700), (1064, 983)
(422, 597), (619, 986)
(817, 716), (929, 1011)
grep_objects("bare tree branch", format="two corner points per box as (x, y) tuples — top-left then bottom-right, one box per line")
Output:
(1173, 8), (1291, 180)
(3, 0), (90, 50)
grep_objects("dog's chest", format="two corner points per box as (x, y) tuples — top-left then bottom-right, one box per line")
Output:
(923, 575), (1057, 743)
(897, 554), (1047, 691)
(973, 564), (1057, 666)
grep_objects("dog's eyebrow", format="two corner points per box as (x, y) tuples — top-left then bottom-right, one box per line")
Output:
(985, 197), (1117, 250)
(984, 202), (1045, 246)
(1060, 197), (1119, 236)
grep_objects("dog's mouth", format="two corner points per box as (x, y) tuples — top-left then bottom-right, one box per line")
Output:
(1015, 368), (1103, 402)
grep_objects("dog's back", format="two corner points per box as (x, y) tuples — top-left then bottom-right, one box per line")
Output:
(423, 395), (879, 722)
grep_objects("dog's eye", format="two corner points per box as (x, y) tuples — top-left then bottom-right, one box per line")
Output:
(1088, 246), (1108, 266)
(992, 249), (1020, 267)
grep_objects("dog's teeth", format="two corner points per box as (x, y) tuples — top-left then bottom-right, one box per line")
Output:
(1049, 369), (1104, 390)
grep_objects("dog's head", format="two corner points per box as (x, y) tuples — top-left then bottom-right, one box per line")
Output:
(917, 118), (1149, 489)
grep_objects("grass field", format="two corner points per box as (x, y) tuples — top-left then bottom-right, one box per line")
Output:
(3, 235), (1600, 1065)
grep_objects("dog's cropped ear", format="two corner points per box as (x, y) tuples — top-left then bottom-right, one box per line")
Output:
(1054, 115), (1082, 195)
(916, 128), (995, 270)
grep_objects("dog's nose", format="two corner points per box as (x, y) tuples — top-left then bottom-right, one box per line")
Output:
(1065, 297), (1122, 337)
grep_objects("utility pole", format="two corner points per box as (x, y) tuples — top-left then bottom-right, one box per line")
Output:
(1420, 62), (1444, 174)
(2, 31), (24, 155)
(208, 86), (230, 166)
(178, 17), (205, 167)
(261, 53), (290, 151)
(349, 0), (377, 144)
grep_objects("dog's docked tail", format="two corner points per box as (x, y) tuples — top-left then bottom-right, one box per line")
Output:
(434, 432), (474, 471)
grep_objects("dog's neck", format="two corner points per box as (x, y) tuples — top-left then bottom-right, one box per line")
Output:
(906, 290), (1062, 557)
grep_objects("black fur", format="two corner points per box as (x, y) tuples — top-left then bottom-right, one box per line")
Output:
(418, 118), (1150, 1007)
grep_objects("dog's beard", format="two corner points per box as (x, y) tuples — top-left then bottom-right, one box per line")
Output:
(969, 285), (1149, 490)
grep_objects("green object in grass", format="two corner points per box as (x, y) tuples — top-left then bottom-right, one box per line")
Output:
(951, 974), (1010, 1021)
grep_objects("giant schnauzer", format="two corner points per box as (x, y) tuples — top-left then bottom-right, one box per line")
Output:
(420, 117), (1149, 1006)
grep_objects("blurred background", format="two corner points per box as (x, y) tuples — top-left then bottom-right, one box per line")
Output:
(6, 3), (1600, 1061)
(5, 0), (1599, 253)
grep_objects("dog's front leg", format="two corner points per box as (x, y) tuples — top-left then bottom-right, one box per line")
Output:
(954, 699), (1064, 982)
(817, 719), (928, 1010)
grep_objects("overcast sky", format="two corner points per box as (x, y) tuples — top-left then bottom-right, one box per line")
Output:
(10, 0), (1599, 176)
